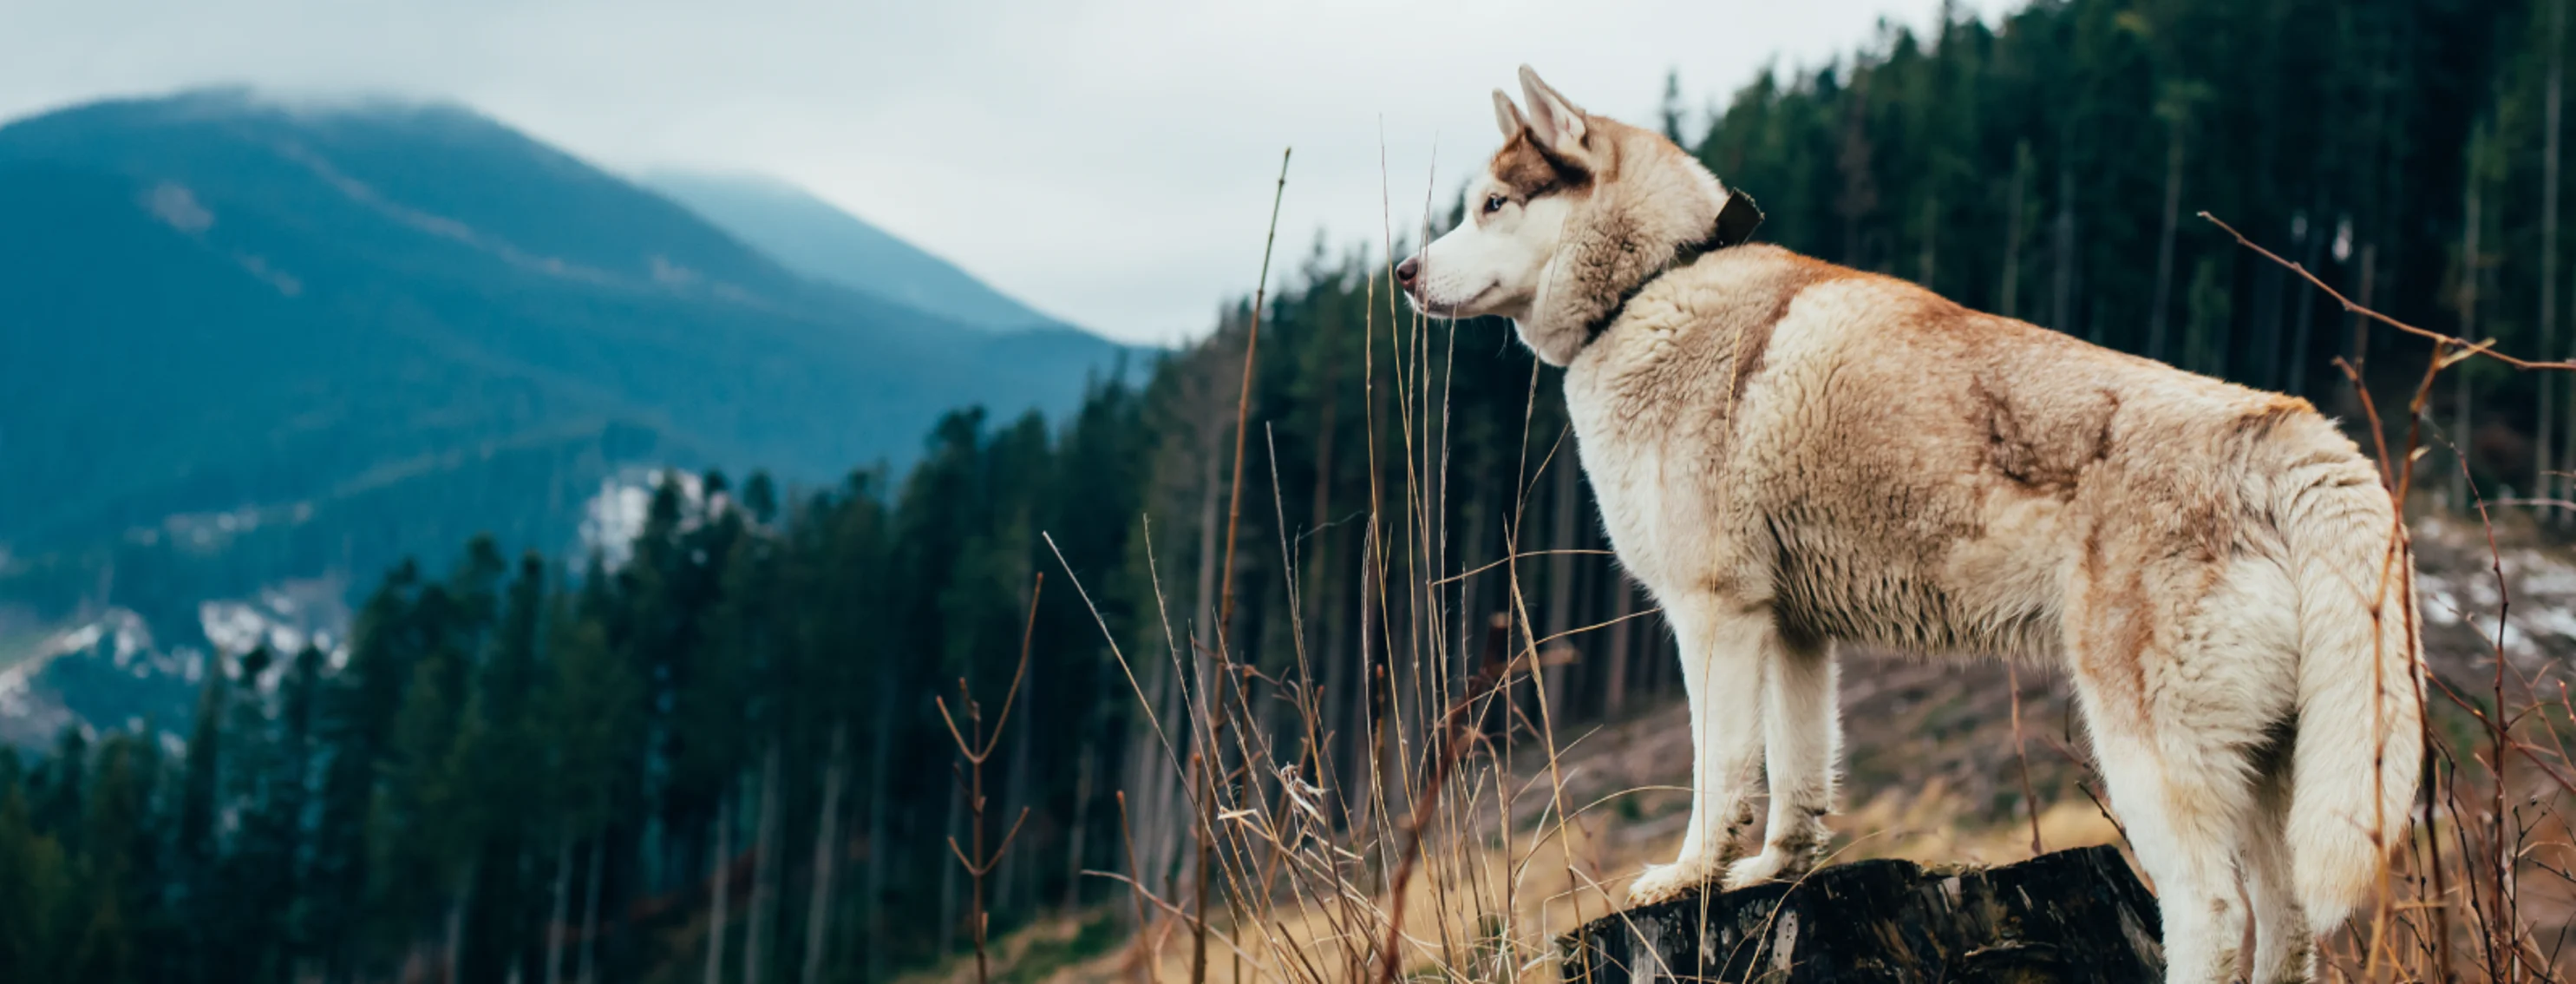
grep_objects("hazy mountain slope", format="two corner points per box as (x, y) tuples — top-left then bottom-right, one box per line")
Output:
(0, 90), (1128, 639)
(646, 170), (1069, 333)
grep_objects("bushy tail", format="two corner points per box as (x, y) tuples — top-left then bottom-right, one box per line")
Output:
(2280, 463), (2424, 928)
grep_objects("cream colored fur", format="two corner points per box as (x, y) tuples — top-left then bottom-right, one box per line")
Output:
(1403, 68), (2424, 984)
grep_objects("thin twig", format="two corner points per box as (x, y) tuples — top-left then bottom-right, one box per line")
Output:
(2204, 212), (2576, 372)
(939, 574), (1043, 984)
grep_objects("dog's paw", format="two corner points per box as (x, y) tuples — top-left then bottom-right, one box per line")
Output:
(1626, 857), (1721, 907)
(1722, 847), (1806, 890)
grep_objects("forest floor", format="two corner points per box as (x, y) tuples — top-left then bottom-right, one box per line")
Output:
(900, 508), (2576, 983)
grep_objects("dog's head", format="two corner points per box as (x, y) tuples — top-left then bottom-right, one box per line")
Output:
(1397, 67), (1740, 366)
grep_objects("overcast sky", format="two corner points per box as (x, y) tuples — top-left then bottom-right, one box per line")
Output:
(4, 0), (1995, 344)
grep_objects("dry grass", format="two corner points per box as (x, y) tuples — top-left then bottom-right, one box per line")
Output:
(893, 660), (2126, 984)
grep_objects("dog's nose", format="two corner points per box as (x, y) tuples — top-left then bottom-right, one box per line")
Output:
(1395, 256), (1421, 287)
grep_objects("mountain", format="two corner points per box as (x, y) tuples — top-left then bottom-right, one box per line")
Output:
(644, 171), (1069, 333)
(0, 89), (1131, 685)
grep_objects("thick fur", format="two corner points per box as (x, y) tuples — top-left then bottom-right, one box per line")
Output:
(1402, 68), (2423, 984)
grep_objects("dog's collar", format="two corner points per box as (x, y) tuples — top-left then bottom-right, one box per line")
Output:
(1584, 189), (1765, 338)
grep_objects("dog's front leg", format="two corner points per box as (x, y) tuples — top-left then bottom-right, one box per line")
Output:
(1728, 631), (1837, 889)
(1626, 594), (1772, 907)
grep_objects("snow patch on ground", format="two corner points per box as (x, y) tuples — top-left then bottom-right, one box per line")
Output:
(0, 608), (155, 743)
(3, 577), (354, 746)
(2413, 524), (2576, 673)
(196, 579), (350, 692)
(579, 466), (712, 569)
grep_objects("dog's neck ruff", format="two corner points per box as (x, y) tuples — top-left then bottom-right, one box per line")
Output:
(1582, 189), (1766, 340)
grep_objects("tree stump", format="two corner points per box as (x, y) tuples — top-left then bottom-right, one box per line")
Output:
(1559, 845), (2165, 983)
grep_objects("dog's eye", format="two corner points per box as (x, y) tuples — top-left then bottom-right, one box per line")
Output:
(1484, 194), (1507, 214)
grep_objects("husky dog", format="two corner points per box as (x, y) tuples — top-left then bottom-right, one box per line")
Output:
(1396, 67), (2422, 984)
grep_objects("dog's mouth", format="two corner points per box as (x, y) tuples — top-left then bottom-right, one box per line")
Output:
(1409, 283), (1495, 319)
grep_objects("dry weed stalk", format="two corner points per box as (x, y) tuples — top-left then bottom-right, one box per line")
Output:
(1027, 141), (1633, 984)
(938, 574), (1043, 984)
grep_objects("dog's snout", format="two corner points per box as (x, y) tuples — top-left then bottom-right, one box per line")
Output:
(1395, 256), (1421, 288)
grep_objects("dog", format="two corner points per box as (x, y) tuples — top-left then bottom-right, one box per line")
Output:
(1396, 67), (2423, 984)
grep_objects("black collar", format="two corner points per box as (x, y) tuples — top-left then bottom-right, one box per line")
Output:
(1585, 189), (1764, 338)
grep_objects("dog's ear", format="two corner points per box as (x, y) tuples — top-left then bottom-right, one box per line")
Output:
(1492, 89), (1529, 141)
(1518, 65), (1587, 154)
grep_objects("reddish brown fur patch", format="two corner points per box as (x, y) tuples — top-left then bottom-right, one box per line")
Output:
(2079, 526), (2154, 727)
(1726, 259), (1849, 410)
(1488, 129), (1591, 200)
(1971, 377), (2116, 500)
(2233, 395), (2311, 438)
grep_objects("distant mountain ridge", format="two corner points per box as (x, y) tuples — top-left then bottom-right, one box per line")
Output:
(0, 89), (1130, 686)
(646, 171), (1072, 334)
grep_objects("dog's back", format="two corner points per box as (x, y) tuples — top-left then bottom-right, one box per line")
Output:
(1576, 246), (2340, 658)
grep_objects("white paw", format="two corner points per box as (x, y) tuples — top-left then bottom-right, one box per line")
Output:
(1723, 849), (1796, 890)
(1627, 856), (1721, 907)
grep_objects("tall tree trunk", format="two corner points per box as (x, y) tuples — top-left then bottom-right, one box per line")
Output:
(2254, 228), (2286, 390)
(937, 778), (964, 960)
(2001, 142), (2030, 320)
(803, 724), (848, 984)
(1836, 82), (1877, 268)
(2455, 371), (2475, 509)
(745, 746), (780, 984)
(1318, 525), (1350, 823)
(861, 691), (896, 984)
(578, 836), (605, 984)
(1918, 195), (1938, 288)
(1541, 453), (1581, 725)
(1603, 578), (1636, 719)
(1001, 662), (1036, 917)
(1451, 488), (1490, 716)
(1185, 405), (1225, 939)
(2204, 259), (2231, 380)
(706, 790), (733, 984)
(1354, 526), (1380, 835)
(1194, 421), (1226, 655)
(2051, 158), (2076, 338)
(2545, 0), (2567, 515)
(1062, 742), (1095, 912)
(1307, 331), (1344, 807)
(546, 823), (572, 984)
(2344, 242), (2378, 422)
(2287, 202), (2326, 397)
(2455, 143), (2483, 509)
(1311, 328), (1342, 564)
(2148, 127), (2185, 362)
(1125, 669), (1167, 912)
(447, 860), (480, 984)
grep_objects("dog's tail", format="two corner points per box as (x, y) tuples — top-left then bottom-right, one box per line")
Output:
(2279, 456), (2422, 928)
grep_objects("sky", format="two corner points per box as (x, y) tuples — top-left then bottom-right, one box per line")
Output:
(3, 0), (1997, 344)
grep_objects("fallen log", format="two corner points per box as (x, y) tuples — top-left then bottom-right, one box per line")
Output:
(1559, 845), (2164, 983)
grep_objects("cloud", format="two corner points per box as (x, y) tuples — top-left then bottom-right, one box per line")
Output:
(1, 0), (1990, 344)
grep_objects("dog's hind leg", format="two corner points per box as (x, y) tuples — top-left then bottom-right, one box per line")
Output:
(1626, 593), (1773, 906)
(2068, 552), (2298, 984)
(1728, 628), (1837, 889)
(2240, 735), (2314, 983)
(2076, 672), (2257, 984)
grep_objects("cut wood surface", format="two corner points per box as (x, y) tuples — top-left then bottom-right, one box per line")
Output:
(1559, 845), (2163, 983)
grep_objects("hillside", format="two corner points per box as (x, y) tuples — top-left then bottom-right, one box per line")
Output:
(645, 171), (1070, 333)
(0, 89), (1128, 645)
